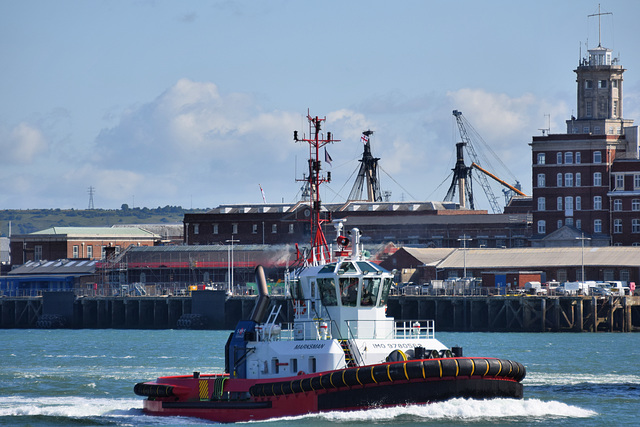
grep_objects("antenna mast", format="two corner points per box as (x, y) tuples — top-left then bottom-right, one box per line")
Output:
(293, 112), (340, 265)
(588, 4), (612, 47)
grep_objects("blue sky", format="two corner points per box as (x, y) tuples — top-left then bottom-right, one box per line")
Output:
(1, 0), (639, 211)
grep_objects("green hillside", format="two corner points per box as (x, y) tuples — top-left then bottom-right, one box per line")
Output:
(0, 206), (207, 237)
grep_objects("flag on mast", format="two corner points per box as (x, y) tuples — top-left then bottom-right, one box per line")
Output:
(324, 148), (333, 166)
(361, 134), (369, 144)
(259, 184), (266, 203)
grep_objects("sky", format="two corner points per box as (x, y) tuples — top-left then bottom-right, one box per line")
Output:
(1, 0), (639, 211)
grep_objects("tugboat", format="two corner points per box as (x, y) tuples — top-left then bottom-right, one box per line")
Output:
(134, 113), (526, 423)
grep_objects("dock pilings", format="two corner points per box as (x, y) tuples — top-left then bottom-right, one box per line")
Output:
(1, 293), (639, 332)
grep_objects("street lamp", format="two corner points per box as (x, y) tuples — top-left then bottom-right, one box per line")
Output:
(457, 235), (472, 279)
(226, 239), (239, 295)
(576, 233), (591, 282)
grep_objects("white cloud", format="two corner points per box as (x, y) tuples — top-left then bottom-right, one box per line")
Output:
(0, 122), (48, 164)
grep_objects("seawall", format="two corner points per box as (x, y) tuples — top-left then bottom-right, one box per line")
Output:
(1, 292), (639, 332)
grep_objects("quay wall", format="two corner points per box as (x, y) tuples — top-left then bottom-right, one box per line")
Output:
(1, 292), (639, 332)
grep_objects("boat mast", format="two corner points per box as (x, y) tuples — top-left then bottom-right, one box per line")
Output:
(294, 112), (339, 265)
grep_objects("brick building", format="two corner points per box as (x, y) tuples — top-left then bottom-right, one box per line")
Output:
(531, 39), (639, 246)
(184, 201), (532, 250)
(9, 226), (160, 266)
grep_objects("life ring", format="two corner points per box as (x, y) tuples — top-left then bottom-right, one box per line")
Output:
(297, 371), (305, 376)
(295, 301), (307, 315)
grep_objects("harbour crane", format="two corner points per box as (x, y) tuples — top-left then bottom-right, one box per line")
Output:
(448, 110), (526, 213)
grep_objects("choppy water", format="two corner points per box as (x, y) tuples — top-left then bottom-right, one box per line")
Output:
(2, 329), (638, 426)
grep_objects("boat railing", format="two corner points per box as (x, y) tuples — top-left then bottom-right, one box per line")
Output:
(344, 319), (435, 340)
(256, 318), (338, 342)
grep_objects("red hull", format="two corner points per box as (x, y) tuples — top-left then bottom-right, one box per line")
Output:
(136, 357), (525, 423)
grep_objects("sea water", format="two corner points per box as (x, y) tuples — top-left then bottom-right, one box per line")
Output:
(1, 329), (638, 426)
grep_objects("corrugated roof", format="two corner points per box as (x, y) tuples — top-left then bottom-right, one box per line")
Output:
(9, 259), (97, 275)
(32, 226), (159, 238)
(437, 247), (640, 269)
(401, 248), (456, 266)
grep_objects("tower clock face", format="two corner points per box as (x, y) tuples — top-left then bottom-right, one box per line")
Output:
(304, 209), (311, 217)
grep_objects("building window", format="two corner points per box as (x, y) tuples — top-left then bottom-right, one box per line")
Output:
(593, 151), (602, 163)
(603, 269), (614, 281)
(575, 152), (581, 164)
(557, 197), (563, 211)
(586, 103), (592, 117)
(594, 219), (602, 233)
(537, 197), (546, 211)
(252, 224), (258, 234)
(557, 220), (563, 229)
(213, 224), (219, 234)
(634, 174), (640, 189)
(594, 126), (601, 134)
(593, 172), (602, 186)
(621, 269), (630, 283)
(598, 79), (607, 89)
(632, 199), (640, 211)
(289, 224), (295, 234)
(575, 172), (581, 187)
(615, 174), (624, 189)
(633, 219), (640, 233)
(87, 245), (93, 259)
(593, 196), (602, 210)
(537, 174), (545, 187)
(564, 173), (573, 187)
(557, 173), (563, 187)
(585, 80), (593, 89)
(565, 196), (573, 213)
(537, 153), (545, 164)
(566, 217), (574, 226)
(73, 245), (79, 258)
(537, 220), (546, 234)
(193, 224), (199, 235)
(576, 219), (582, 230)
(556, 152), (562, 164)
(583, 126), (590, 133)
(232, 223), (238, 234)
(272, 224), (277, 234)
(613, 100), (618, 117)
(613, 199), (622, 211)
(564, 152), (573, 164)
(576, 196), (582, 210)
(613, 219), (622, 234)
(35, 245), (43, 261)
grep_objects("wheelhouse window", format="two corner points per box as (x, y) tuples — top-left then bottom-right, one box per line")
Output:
(339, 277), (359, 307)
(316, 278), (338, 306)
